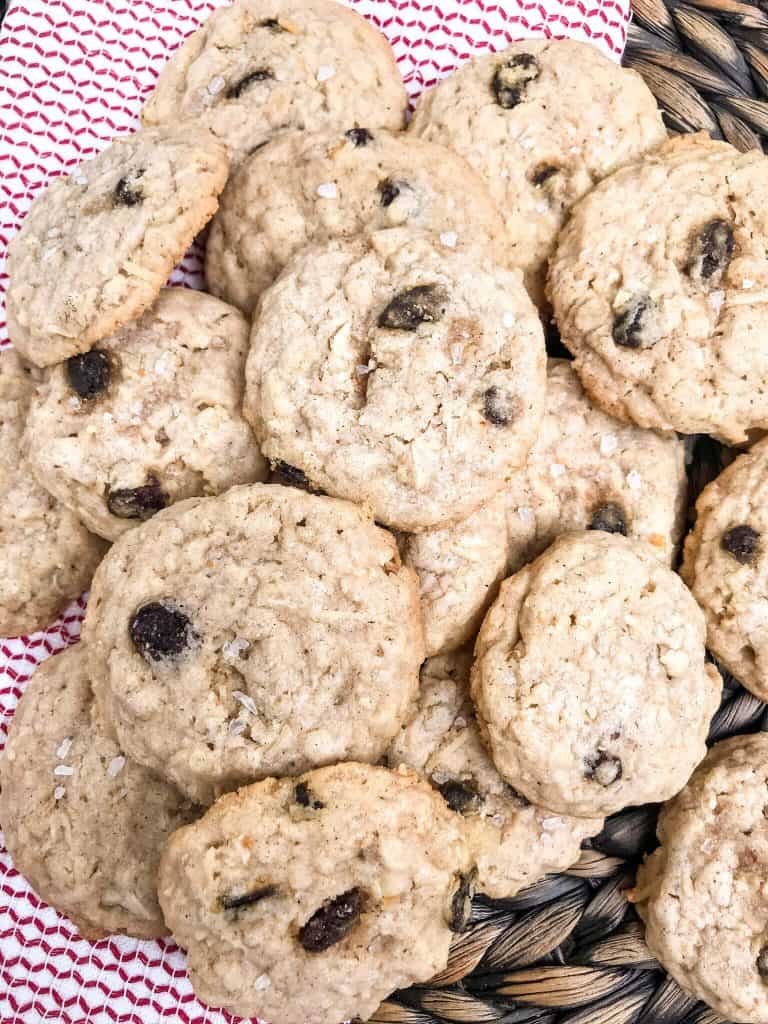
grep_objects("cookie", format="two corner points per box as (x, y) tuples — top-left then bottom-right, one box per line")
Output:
(405, 359), (687, 655)
(206, 126), (509, 314)
(0, 643), (196, 939)
(409, 39), (665, 307)
(25, 288), (267, 542)
(0, 351), (106, 637)
(158, 762), (469, 1023)
(388, 651), (602, 898)
(141, 0), (407, 163)
(6, 126), (228, 368)
(633, 733), (768, 1023)
(83, 483), (424, 804)
(549, 134), (768, 442)
(681, 436), (768, 700)
(244, 231), (546, 532)
(471, 531), (721, 818)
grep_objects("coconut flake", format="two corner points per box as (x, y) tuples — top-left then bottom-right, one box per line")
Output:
(232, 690), (259, 717)
(600, 434), (617, 457)
(54, 786), (66, 800)
(440, 230), (458, 249)
(626, 469), (642, 490)
(107, 755), (126, 778)
(55, 737), (72, 759)
(316, 64), (335, 82)
(54, 764), (74, 777)
(317, 182), (338, 199)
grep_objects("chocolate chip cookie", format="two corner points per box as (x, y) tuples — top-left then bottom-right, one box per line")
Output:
(471, 531), (721, 817)
(244, 231), (546, 532)
(409, 39), (665, 307)
(388, 651), (602, 898)
(206, 127), (508, 314)
(83, 483), (424, 804)
(633, 733), (768, 1023)
(157, 762), (469, 1023)
(0, 350), (106, 636)
(405, 359), (687, 655)
(0, 643), (196, 939)
(141, 0), (407, 163)
(682, 436), (768, 700)
(6, 127), (228, 368)
(549, 134), (768, 442)
(25, 288), (267, 541)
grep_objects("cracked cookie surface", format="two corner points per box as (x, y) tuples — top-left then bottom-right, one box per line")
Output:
(388, 650), (602, 897)
(83, 483), (424, 804)
(549, 134), (768, 442)
(634, 733), (768, 1023)
(404, 360), (687, 655)
(25, 288), (267, 541)
(6, 127), (228, 367)
(141, 0), (407, 163)
(0, 351), (106, 636)
(0, 643), (196, 939)
(409, 39), (665, 307)
(471, 531), (721, 817)
(244, 232), (546, 532)
(206, 127), (508, 314)
(158, 762), (469, 1023)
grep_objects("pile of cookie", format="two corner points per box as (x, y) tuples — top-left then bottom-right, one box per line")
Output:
(3, 1), (768, 1022)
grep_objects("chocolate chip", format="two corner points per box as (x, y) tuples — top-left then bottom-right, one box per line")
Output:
(482, 385), (515, 426)
(612, 297), (656, 350)
(434, 778), (480, 814)
(757, 945), (768, 976)
(722, 525), (760, 564)
(129, 601), (197, 662)
(585, 752), (623, 787)
(66, 350), (111, 399)
(270, 460), (322, 494)
(687, 218), (734, 287)
(259, 17), (283, 30)
(226, 69), (274, 99)
(299, 888), (364, 952)
(346, 128), (373, 147)
(532, 164), (559, 187)
(589, 502), (628, 536)
(491, 53), (539, 109)
(222, 885), (277, 911)
(113, 173), (144, 207)
(505, 785), (531, 808)
(107, 476), (167, 521)
(295, 782), (324, 809)
(449, 871), (476, 933)
(378, 284), (447, 330)
(377, 177), (401, 207)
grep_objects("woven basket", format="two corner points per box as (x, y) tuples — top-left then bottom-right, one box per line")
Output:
(381, 12), (768, 1022)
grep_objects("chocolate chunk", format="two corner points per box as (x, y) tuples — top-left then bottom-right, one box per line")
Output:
(346, 128), (373, 147)
(491, 53), (539, 109)
(222, 885), (277, 911)
(449, 871), (476, 933)
(585, 752), (623, 787)
(532, 164), (559, 187)
(589, 502), (628, 536)
(226, 69), (274, 99)
(113, 173), (144, 207)
(482, 385), (515, 426)
(66, 350), (111, 400)
(107, 476), (167, 520)
(434, 778), (480, 814)
(722, 524), (760, 564)
(688, 219), (734, 287)
(259, 17), (284, 30)
(612, 297), (655, 350)
(505, 784), (531, 808)
(757, 945), (768, 977)
(378, 285), (447, 331)
(295, 782), (324, 809)
(129, 601), (197, 662)
(270, 460), (322, 494)
(299, 888), (364, 952)
(377, 177), (401, 207)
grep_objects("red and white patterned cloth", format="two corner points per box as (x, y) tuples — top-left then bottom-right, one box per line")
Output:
(0, 2), (629, 1021)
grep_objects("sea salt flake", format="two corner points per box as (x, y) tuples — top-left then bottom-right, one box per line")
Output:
(490, 814), (505, 827)
(223, 638), (251, 660)
(517, 506), (535, 525)
(317, 182), (337, 199)
(207, 75), (226, 95)
(356, 363), (372, 376)
(709, 290), (725, 313)
(229, 718), (247, 736)
(254, 974), (272, 991)
(626, 469), (642, 490)
(55, 737), (72, 759)
(600, 434), (617, 457)
(71, 170), (88, 186)
(54, 764), (74, 777)
(550, 463), (566, 479)
(107, 755), (126, 778)
(502, 311), (516, 329)
(316, 64), (335, 82)
(68, 396), (81, 410)
(541, 816), (564, 831)
(232, 690), (259, 717)
(450, 343), (463, 365)
(54, 786), (66, 800)
(743, 279), (755, 290)
(431, 771), (451, 786)
(440, 230), (458, 249)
